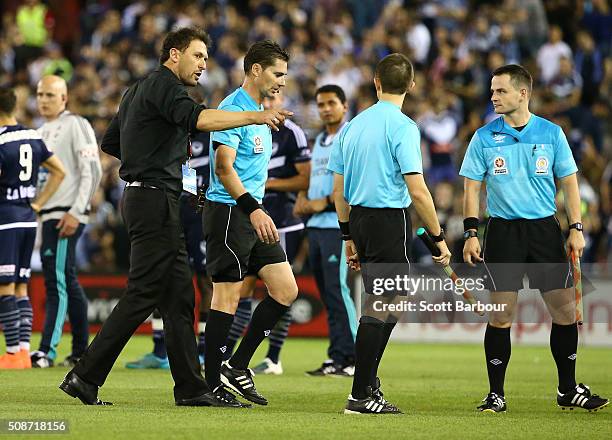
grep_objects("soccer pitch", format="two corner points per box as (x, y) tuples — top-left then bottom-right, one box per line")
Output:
(1, 335), (610, 439)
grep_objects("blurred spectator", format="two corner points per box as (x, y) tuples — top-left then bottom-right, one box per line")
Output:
(537, 25), (572, 84)
(0, 0), (608, 272)
(14, 0), (54, 70)
(546, 56), (582, 112)
(419, 93), (459, 186)
(580, 0), (612, 56)
(574, 30), (604, 106)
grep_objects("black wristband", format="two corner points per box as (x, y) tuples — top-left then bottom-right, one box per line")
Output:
(236, 192), (260, 215)
(463, 217), (479, 232)
(339, 221), (351, 240)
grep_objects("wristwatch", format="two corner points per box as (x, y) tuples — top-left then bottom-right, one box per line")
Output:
(431, 228), (445, 242)
(463, 230), (478, 241)
(569, 222), (583, 232)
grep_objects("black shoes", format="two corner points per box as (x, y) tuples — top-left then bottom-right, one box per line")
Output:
(221, 362), (268, 405)
(344, 384), (402, 415)
(175, 386), (251, 408)
(477, 393), (507, 413)
(557, 383), (609, 412)
(59, 371), (112, 405)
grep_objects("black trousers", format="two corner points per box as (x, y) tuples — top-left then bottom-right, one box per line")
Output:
(72, 187), (208, 400)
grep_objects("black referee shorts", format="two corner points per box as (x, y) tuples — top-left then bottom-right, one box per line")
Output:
(202, 200), (287, 283)
(482, 216), (572, 292)
(350, 205), (412, 304)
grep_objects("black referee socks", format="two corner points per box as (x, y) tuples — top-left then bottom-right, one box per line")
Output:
(352, 321), (384, 399)
(484, 324), (511, 396)
(550, 322), (578, 394)
(230, 296), (289, 370)
(204, 310), (235, 389)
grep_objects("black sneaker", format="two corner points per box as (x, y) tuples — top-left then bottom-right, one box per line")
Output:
(209, 387), (252, 408)
(477, 393), (507, 413)
(329, 364), (355, 377)
(557, 383), (609, 412)
(220, 362), (268, 405)
(58, 355), (81, 368)
(306, 360), (336, 376)
(344, 386), (402, 414)
(370, 377), (401, 412)
(31, 351), (54, 368)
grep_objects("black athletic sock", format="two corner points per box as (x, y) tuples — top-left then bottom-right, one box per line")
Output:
(371, 321), (396, 385)
(204, 310), (234, 389)
(550, 322), (578, 394)
(266, 310), (292, 363)
(352, 320), (384, 399)
(484, 324), (511, 396)
(225, 298), (252, 359)
(230, 296), (289, 370)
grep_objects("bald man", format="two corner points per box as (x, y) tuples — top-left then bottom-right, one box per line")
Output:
(30, 75), (102, 368)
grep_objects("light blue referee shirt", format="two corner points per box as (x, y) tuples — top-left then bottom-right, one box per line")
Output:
(459, 114), (578, 220)
(327, 100), (422, 208)
(307, 123), (347, 229)
(206, 87), (272, 205)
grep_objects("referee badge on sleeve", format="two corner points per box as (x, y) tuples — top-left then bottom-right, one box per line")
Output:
(493, 156), (508, 175)
(253, 135), (264, 154)
(535, 156), (549, 175)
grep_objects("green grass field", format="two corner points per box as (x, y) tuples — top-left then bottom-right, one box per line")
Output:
(1, 334), (610, 439)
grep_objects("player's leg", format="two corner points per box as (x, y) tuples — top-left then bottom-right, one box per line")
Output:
(477, 217), (525, 413)
(61, 223), (89, 367)
(530, 216), (608, 411)
(124, 308), (169, 369)
(258, 231), (302, 371)
(305, 228), (335, 375)
(201, 200), (254, 407)
(0, 280), (22, 369)
(34, 220), (64, 367)
(309, 228), (356, 376)
(344, 207), (407, 414)
(195, 273), (212, 362)
(13, 226), (36, 368)
(223, 260), (296, 405)
(225, 275), (255, 360)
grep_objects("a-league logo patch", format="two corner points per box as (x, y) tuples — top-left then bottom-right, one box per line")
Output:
(535, 156), (549, 175)
(493, 156), (508, 175)
(253, 135), (264, 153)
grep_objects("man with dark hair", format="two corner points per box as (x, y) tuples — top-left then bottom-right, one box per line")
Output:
(461, 64), (608, 413)
(328, 53), (451, 414)
(60, 27), (289, 407)
(224, 89), (311, 376)
(0, 87), (65, 369)
(202, 40), (297, 407)
(295, 84), (358, 377)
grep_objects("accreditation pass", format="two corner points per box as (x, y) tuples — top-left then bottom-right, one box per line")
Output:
(182, 160), (197, 195)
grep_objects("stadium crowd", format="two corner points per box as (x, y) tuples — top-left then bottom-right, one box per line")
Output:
(1, 0), (610, 273)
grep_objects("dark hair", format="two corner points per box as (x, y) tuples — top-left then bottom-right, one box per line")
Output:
(0, 87), (16, 115)
(375, 53), (414, 95)
(243, 40), (289, 75)
(159, 26), (211, 64)
(315, 84), (347, 104)
(492, 64), (533, 94)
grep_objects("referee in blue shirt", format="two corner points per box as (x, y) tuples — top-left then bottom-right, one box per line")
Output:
(203, 41), (297, 408)
(328, 53), (451, 414)
(460, 64), (608, 413)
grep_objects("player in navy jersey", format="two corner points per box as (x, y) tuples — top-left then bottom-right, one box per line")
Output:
(0, 87), (65, 369)
(224, 90), (310, 375)
(125, 129), (213, 370)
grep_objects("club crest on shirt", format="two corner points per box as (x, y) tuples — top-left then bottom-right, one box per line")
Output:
(493, 156), (508, 175)
(253, 135), (264, 153)
(535, 156), (549, 175)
